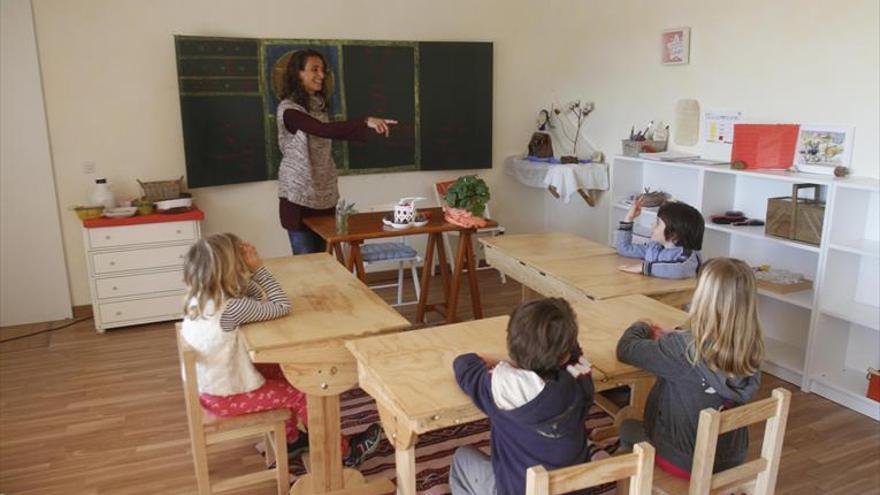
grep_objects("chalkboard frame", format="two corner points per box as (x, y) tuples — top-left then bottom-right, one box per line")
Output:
(175, 35), (492, 189)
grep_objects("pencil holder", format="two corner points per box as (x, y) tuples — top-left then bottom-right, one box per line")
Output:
(621, 140), (668, 157)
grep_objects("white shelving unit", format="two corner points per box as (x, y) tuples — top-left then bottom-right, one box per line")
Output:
(609, 156), (880, 420)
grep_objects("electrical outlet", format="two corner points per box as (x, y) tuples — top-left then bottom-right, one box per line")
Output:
(82, 161), (96, 174)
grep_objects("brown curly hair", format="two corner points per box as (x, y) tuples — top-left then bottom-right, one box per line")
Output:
(278, 49), (333, 112)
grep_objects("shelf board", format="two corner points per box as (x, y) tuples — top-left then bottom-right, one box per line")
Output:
(764, 336), (805, 375)
(810, 368), (880, 420)
(820, 299), (880, 331)
(829, 239), (880, 259)
(705, 222), (821, 253)
(758, 287), (814, 310)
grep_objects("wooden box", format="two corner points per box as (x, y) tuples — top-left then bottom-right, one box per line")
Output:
(766, 183), (825, 245)
(756, 278), (813, 294)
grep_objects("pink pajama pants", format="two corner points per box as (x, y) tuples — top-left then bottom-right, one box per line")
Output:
(198, 363), (309, 443)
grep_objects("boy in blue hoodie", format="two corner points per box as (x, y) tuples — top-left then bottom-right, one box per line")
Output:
(449, 298), (594, 495)
(616, 199), (704, 279)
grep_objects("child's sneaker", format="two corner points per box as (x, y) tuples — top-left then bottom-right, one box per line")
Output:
(343, 424), (382, 467)
(286, 430), (310, 460)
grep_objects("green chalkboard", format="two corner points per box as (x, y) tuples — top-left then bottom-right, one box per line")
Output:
(175, 36), (492, 188)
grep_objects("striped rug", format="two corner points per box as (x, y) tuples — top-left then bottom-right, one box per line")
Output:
(289, 388), (620, 495)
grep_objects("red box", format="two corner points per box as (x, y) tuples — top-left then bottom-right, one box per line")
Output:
(730, 124), (800, 170)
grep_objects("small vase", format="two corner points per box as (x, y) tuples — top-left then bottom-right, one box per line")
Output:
(335, 212), (349, 235)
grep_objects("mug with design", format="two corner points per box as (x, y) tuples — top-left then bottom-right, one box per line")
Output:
(394, 197), (423, 224)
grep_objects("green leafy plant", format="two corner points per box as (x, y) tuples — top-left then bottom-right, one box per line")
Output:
(444, 175), (490, 217)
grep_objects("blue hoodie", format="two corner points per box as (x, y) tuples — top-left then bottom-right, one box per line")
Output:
(454, 352), (595, 495)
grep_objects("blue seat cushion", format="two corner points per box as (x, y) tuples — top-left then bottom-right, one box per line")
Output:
(361, 242), (418, 262)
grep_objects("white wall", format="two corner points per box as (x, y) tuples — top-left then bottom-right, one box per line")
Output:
(28, 0), (880, 307)
(545, 0), (880, 244)
(31, 0), (553, 306)
(1, 0), (73, 325)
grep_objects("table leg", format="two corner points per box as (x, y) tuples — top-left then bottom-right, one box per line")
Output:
(446, 232), (469, 323)
(415, 233), (437, 324)
(435, 233), (451, 300)
(349, 242), (366, 283)
(325, 241), (334, 255)
(377, 405), (418, 495)
(463, 231), (483, 320)
(332, 243), (345, 265)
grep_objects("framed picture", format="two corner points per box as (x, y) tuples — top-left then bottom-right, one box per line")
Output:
(793, 125), (854, 175)
(662, 27), (690, 65)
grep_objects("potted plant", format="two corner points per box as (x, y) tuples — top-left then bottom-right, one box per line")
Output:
(442, 175), (490, 228)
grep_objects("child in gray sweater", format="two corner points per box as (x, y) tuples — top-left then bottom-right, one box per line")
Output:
(615, 200), (704, 279)
(616, 258), (765, 478)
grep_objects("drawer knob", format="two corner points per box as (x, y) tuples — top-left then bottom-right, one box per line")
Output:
(105, 235), (111, 240)
(112, 286), (118, 291)
(109, 261), (116, 266)
(176, 229), (182, 234)
(115, 311), (122, 316)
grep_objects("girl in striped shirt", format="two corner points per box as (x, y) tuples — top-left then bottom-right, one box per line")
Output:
(181, 233), (380, 466)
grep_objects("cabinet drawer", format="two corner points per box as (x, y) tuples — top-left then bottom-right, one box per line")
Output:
(95, 270), (185, 299)
(92, 245), (189, 274)
(99, 294), (184, 325)
(88, 221), (197, 249)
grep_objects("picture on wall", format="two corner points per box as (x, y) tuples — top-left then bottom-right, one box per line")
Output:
(661, 27), (690, 65)
(793, 125), (854, 175)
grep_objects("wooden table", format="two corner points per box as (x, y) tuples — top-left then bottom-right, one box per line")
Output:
(240, 254), (410, 495)
(480, 232), (696, 307)
(345, 295), (687, 495)
(304, 207), (498, 324)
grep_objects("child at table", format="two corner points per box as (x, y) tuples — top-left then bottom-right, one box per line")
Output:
(616, 257), (764, 479)
(180, 233), (381, 466)
(615, 199), (704, 279)
(449, 298), (595, 495)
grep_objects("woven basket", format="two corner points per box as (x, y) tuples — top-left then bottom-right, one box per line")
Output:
(138, 176), (184, 202)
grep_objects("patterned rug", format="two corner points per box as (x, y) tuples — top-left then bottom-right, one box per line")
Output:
(289, 388), (621, 495)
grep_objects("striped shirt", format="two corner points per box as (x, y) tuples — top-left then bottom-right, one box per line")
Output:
(220, 266), (291, 332)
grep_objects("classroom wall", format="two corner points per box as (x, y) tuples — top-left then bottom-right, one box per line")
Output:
(27, 0), (880, 307)
(543, 0), (880, 244)
(1, 0), (73, 325)
(31, 0), (556, 306)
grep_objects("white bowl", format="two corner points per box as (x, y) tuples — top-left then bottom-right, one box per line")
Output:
(154, 197), (193, 212)
(102, 206), (137, 218)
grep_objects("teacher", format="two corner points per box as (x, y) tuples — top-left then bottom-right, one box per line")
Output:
(276, 49), (397, 254)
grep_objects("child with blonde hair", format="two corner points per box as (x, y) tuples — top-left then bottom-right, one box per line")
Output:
(180, 233), (380, 466)
(616, 257), (764, 479)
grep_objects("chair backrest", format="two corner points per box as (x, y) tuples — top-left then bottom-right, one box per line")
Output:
(176, 323), (206, 436)
(526, 442), (655, 495)
(689, 387), (792, 495)
(434, 178), (493, 219)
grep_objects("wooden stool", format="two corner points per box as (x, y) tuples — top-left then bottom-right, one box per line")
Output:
(526, 442), (655, 495)
(653, 388), (792, 495)
(177, 326), (290, 495)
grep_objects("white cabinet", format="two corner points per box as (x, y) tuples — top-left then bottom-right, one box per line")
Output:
(81, 211), (203, 332)
(609, 156), (880, 419)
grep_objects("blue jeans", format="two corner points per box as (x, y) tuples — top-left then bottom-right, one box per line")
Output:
(287, 229), (326, 255)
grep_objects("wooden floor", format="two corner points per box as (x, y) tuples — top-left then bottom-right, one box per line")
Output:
(1, 269), (878, 494)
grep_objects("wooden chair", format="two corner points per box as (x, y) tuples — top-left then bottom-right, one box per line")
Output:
(526, 442), (655, 495)
(653, 387), (792, 495)
(176, 324), (290, 495)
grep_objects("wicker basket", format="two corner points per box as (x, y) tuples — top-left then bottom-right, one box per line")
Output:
(621, 139), (668, 157)
(138, 176), (184, 202)
(765, 183), (825, 246)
